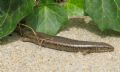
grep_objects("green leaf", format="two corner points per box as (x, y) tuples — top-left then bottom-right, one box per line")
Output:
(40, 0), (55, 4)
(85, 0), (120, 32)
(0, 0), (34, 39)
(64, 0), (84, 17)
(26, 4), (68, 35)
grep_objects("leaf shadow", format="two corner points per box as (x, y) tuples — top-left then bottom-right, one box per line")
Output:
(0, 33), (20, 45)
(61, 17), (120, 38)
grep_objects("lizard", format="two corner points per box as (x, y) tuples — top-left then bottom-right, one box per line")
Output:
(16, 25), (114, 54)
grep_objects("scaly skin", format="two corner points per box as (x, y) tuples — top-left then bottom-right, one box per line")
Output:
(18, 29), (114, 54)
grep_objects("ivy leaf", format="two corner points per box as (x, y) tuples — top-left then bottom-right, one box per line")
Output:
(26, 4), (68, 35)
(40, 0), (55, 4)
(0, 0), (34, 39)
(85, 0), (120, 32)
(64, 0), (84, 17)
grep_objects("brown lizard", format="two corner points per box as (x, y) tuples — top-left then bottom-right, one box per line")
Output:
(16, 27), (114, 54)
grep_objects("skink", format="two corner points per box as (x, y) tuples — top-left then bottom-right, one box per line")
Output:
(18, 29), (114, 54)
